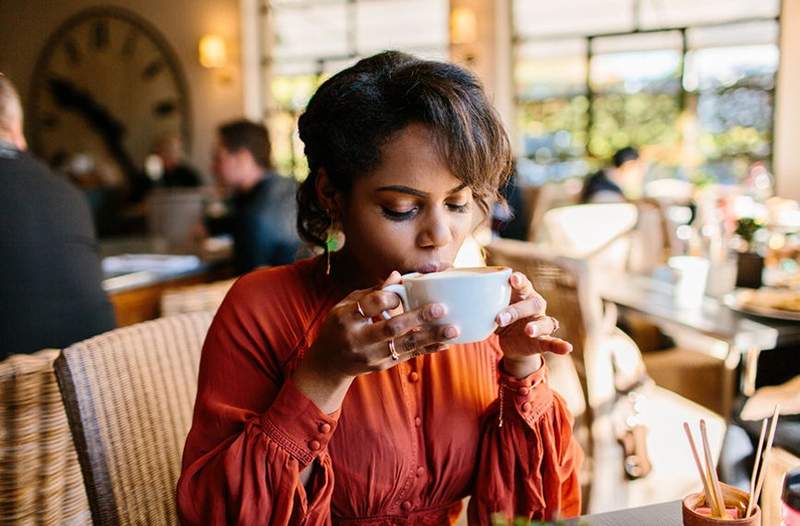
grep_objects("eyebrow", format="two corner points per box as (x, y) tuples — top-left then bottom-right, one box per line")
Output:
(375, 183), (467, 198)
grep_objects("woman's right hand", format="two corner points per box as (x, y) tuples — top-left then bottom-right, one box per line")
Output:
(305, 271), (460, 379)
(293, 271), (459, 414)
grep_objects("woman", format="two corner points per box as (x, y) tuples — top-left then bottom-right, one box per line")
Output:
(177, 51), (582, 525)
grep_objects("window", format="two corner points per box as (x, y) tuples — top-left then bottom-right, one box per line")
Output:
(513, 0), (780, 184)
(261, 0), (449, 178)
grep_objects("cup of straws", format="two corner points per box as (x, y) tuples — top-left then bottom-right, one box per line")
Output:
(682, 406), (780, 525)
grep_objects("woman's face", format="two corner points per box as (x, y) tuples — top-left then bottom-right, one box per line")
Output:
(337, 123), (479, 284)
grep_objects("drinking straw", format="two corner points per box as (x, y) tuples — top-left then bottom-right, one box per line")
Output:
(749, 405), (781, 517)
(745, 418), (768, 517)
(684, 422), (719, 516)
(700, 419), (726, 518)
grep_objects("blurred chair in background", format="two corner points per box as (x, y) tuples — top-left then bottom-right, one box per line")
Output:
(0, 350), (89, 525)
(524, 179), (582, 243)
(54, 312), (213, 526)
(761, 447), (800, 526)
(487, 238), (726, 514)
(542, 203), (638, 272)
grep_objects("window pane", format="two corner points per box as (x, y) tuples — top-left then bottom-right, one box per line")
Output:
(684, 45), (779, 92)
(355, 0), (448, 55)
(514, 0), (634, 39)
(272, 2), (349, 60)
(590, 33), (682, 94)
(684, 38), (778, 176)
(265, 0), (449, 179)
(589, 32), (682, 161)
(515, 39), (589, 178)
(687, 20), (778, 49)
(639, 0), (779, 29)
(516, 40), (587, 100)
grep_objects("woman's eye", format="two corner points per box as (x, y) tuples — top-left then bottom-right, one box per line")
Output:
(381, 206), (418, 221)
(446, 202), (469, 213)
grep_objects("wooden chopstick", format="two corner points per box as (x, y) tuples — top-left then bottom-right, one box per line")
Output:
(745, 418), (769, 517)
(749, 405), (781, 517)
(700, 419), (726, 518)
(684, 422), (719, 516)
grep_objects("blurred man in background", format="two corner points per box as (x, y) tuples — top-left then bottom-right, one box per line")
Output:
(208, 119), (300, 274)
(151, 132), (202, 188)
(0, 74), (115, 358)
(581, 146), (645, 204)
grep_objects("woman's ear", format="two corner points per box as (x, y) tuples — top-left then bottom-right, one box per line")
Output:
(315, 168), (341, 218)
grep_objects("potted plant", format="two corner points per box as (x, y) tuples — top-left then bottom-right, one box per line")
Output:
(734, 217), (765, 289)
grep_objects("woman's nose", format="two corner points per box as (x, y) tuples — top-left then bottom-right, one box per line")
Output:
(417, 209), (452, 248)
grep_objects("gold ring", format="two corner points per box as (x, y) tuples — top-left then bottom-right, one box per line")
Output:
(388, 339), (399, 361)
(356, 301), (367, 319)
(550, 317), (560, 336)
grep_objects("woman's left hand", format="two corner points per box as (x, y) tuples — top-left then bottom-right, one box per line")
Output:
(495, 271), (573, 377)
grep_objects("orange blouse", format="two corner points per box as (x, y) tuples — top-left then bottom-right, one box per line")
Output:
(177, 257), (582, 525)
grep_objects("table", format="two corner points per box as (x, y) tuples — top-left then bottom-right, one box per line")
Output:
(598, 271), (800, 400)
(567, 500), (681, 525)
(100, 237), (232, 326)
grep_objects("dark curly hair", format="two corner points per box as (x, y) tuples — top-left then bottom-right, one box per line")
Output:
(296, 51), (512, 247)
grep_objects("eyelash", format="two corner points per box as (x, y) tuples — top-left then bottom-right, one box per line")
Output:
(380, 203), (469, 222)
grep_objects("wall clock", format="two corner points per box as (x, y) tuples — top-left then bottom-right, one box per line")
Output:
(28, 6), (191, 189)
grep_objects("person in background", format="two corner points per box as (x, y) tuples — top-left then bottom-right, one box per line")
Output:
(151, 132), (202, 188)
(208, 119), (300, 274)
(580, 146), (645, 204)
(493, 164), (529, 240)
(0, 73), (115, 359)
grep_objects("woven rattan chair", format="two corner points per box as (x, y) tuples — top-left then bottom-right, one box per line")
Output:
(0, 349), (90, 526)
(54, 311), (214, 525)
(159, 278), (236, 317)
(486, 238), (726, 514)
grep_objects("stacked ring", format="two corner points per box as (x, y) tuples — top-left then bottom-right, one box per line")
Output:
(356, 301), (367, 319)
(388, 339), (399, 361)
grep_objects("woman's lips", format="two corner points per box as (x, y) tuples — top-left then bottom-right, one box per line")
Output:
(414, 262), (452, 274)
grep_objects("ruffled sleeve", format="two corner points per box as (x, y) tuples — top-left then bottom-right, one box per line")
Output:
(176, 272), (338, 526)
(468, 358), (583, 523)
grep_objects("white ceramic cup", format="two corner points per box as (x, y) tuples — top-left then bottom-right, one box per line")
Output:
(668, 256), (710, 309)
(382, 266), (513, 344)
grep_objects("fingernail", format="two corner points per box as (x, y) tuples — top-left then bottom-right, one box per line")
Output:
(498, 311), (512, 327)
(511, 274), (522, 286)
(430, 304), (444, 318)
(527, 324), (538, 337)
(444, 326), (458, 339)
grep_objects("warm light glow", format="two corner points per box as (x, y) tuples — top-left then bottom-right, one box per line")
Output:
(450, 7), (477, 45)
(198, 35), (227, 68)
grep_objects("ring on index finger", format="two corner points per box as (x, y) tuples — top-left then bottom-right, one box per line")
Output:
(356, 300), (367, 319)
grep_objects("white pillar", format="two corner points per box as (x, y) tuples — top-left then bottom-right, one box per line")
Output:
(774, 0), (800, 199)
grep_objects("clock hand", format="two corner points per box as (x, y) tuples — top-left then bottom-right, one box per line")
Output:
(48, 76), (138, 182)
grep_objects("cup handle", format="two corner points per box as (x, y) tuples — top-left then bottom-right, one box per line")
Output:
(381, 284), (408, 320)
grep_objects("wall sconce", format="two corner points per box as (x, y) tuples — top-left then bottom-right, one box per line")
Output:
(198, 35), (227, 68)
(450, 7), (478, 45)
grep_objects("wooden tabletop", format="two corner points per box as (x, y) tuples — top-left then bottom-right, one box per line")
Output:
(566, 500), (682, 525)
